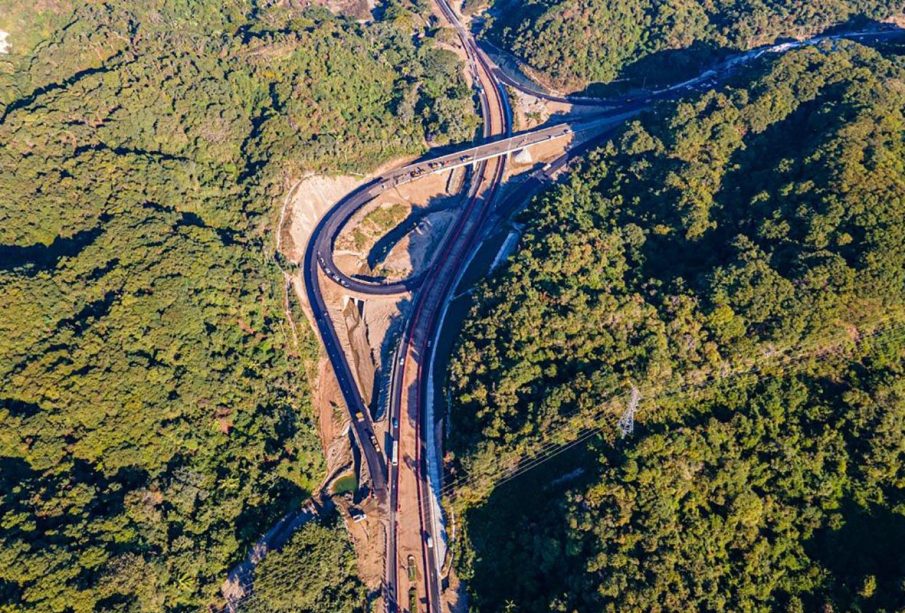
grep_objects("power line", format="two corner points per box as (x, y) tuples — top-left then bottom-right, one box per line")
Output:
(439, 321), (904, 498)
(210, 321), (903, 612)
(480, 321), (903, 493)
(618, 385), (640, 438)
(442, 322), (901, 496)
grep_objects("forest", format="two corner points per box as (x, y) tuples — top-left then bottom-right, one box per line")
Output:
(448, 41), (905, 610)
(246, 515), (364, 612)
(0, 0), (474, 610)
(482, 0), (902, 89)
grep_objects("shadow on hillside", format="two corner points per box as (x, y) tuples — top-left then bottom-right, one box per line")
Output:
(369, 189), (466, 270)
(497, 17), (904, 100)
(369, 295), (412, 424)
(804, 500), (905, 610)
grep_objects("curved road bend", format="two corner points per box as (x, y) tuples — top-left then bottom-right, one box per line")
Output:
(301, 15), (904, 613)
(300, 0), (512, 604)
(312, 118), (625, 297)
(481, 25), (905, 107)
(301, 81), (624, 597)
(384, 0), (510, 611)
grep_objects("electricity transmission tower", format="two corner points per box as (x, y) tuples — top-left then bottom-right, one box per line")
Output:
(618, 385), (641, 438)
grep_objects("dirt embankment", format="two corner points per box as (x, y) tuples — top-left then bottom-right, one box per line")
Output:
(278, 151), (446, 590)
(334, 168), (466, 281)
(276, 167), (404, 592)
(340, 296), (377, 407)
(279, 174), (364, 264)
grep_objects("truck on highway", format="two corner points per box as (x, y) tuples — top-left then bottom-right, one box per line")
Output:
(391, 440), (398, 466)
(347, 507), (366, 522)
(407, 555), (417, 582)
(370, 433), (381, 454)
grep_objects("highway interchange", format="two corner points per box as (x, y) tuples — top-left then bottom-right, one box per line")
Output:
(300, 12), (903, 613)
(382, 1), (510, 608)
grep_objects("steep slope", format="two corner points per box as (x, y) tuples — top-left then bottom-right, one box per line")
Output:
(484, 0), (901, 89)
(448, 42), (905, 611)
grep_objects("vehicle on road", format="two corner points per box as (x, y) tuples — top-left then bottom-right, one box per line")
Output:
(409, 587), (418, 612)
(426, 534), (433, 548)
(391, 440), (398, 466)
(370, 433), (381, 454)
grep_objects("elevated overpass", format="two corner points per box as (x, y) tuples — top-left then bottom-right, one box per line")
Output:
(299, 19), (905, 613)
(312, 109), (642, 297)
(385, 110), (640, 186)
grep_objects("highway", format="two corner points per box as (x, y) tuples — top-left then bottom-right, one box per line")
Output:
(383, 0), (511, 610)
(303, 240), (388, 497)
(481, 25), (905, 106)
(310, 115), (635, 296)
(314, 22), (904, 300)
(299, 15), (904, 613)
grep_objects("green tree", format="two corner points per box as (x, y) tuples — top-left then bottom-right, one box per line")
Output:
(448, 42), (905, 613)
(0, 1), (476, 609)
(249, 517), (365, 613)
(483, 0), (900, 90)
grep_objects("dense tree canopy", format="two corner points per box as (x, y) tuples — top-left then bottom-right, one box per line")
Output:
(248, 516), (364, 612)
(565, 370), (905, 612)
(0, 1), (477, 610)
(483, 0), (902, 89)
(448, 42), (905, 611)
(459, 360), (905, 611)
(449, 42), (905, 478)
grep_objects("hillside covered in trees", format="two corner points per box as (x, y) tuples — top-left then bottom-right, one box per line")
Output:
(247, 515), (364, 612)
(481, 0), (902, 89)
(0, 0), (476, 610)
(459, 364), (905, 611)
(448, 41), (905, 610)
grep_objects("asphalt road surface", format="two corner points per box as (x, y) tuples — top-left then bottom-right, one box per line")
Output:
(300, 19), (904, 613)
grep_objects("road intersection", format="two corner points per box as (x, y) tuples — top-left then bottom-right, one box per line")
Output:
(300, 15), (903, 613)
